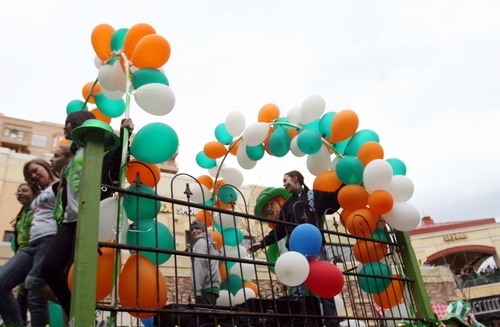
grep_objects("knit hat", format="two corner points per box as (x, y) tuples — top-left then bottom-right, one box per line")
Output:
(190, 220), (206, 233)
(441, 300), (471, 327)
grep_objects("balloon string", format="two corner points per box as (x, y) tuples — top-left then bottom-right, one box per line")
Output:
(82, 78), (99, 110)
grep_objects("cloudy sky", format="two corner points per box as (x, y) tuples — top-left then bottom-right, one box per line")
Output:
(1, 1), (499, 223)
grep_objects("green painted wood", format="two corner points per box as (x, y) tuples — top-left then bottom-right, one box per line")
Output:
(70, 130), (105, 326)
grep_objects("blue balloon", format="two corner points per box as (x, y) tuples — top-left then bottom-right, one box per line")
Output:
(344, 129), (379, 156)
(196, 151), (216, 169)
(289, 223), (322, 257)
(318, 112), (336, 138)
(215, 123), (233, 145)
(141, 317), (155, 327)
(336, 156), (364, 185)
(386, 158), (407, 176)
(130, 123), (179, 164)
(268, 127), (290, 157)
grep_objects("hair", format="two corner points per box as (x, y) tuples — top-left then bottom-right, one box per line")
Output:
(17, 182), (41, 199)
(65, 111), (95, 129)
(285, 170), (305, 186)
(23, 159), (56, 187)
(52, 145), (73, 177)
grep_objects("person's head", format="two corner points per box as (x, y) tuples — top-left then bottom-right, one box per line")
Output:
(64, 111), (95, 140)
(23, 159), (57, 189)
(441, 300), (472, 327)
(283, 170), (305, 194)
(50, 145), (72, 176)
(16, 182), (39, 208)
(190, 220), (206, 237)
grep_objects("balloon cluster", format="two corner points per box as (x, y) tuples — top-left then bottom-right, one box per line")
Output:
(274, 224), (345, 298)
(65, 23), (181, 319)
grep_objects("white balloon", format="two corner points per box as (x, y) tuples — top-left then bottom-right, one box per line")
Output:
(221, 167), (244, 187)
(299, 95), (326, 124)
(287, 106), (301, 125)
(214, 212), (241, 229)
(111, 60), (127, 92)
(98, 64), (117, 91)
(330, 156), (340, 171)
(382, 202), (420, 231)
(225, 111), (246, 137)
(384, 302), (413, 327)
(236, 142), (257, 170)
(134, 83), (175, 116)
(224, 245), (247, 258)
(290, 136), (306, 157)
(233, 287), (256, 305)
(363, 159), (393, 192)
(229, 263), (256, 280)
(334, 295), (346, 316)
(217, 290), (234, 306)
(94, 55), (104, 69)
(383, 175), (414, 202)
(101, 87), (125, 100)
(340, 320), (366, 327)
(99, 197), (128, 243)
(208, 159), (226, 177)
(306, 146), (331, 176)
(242, 123), (270, 146)
(188, 183), (211, 203)
(275, 251), (310, 286)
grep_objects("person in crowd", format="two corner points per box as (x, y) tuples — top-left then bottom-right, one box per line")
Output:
(0, 159), (59, 326)
(41, 111), (133, 318)
(190, 220), (221, 306)
(441, 299), (485, 327)
(50, 145), (72, 177)
(10, 182), (40, 325)
(248, 170), (342, 327)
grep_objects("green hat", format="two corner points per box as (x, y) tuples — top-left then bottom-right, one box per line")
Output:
(254, 187), (291, 217)
(441, 300), (471, 327)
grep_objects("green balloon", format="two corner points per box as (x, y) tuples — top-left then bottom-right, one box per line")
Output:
(196, 151), (216, 169)
(267, 243), (279, 273)
(126, 220), (174, 265)
(344, 129), (379, 156)
(358, 262), (392, 294)
(301, 118), (320, 133)
(132, 68), (169, 90)
(66, 100), (88, 114)
(227, 274), (243, 295)
(297, 129), (322, 154)
(318, 112), (336, 138)
(334, 138), (350, 155)
(131, 123), (179, 164)
(268, 127), (290, 157)
(222, 228), (243, 246)
(218, 186), (238, 204)
(214, 123), (233, 145)
(111, 28), (128, 51)
(94, 93), (125, 118)
(246, 144), (265, 161)
(123, 184), (161, 221)
(370, 228), (389, 242)
(336, 156), (364, 185)
(386, 158), (407, 176)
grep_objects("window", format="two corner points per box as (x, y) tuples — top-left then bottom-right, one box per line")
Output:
(325, 244), (352, 263)
(3, 231), (15, 242)
(31, 134), (47, 147)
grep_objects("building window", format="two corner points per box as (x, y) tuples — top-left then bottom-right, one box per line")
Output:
(325, 244), (352, 263)
(3, 128), (25, 141)
(31, 134), (47, 147)
(3, 231), (15, 243)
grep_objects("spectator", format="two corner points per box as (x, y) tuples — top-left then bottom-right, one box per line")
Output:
(441, 300), (485, 327)
(190, 220), (221, 306)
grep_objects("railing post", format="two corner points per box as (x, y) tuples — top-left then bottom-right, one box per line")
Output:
(395, 230), (434, 319)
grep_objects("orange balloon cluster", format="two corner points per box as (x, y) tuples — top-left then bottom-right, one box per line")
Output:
(258, 103), (280, 123)
(313, 171), (342, 192)
(126, 159), (161, 187)
(373, 275), (404, 308)
(344, 208), (379, 237)
(352, 239), (388, 264)
(118, 253), (168, 318)
(338, 185), (369, 211)
(329, 109), (359, 143)
(196, 209), (213, 227)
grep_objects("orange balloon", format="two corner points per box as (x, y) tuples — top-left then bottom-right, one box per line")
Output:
(263, 128), (274, 155)
(214, 180), (225, 195)
(338, 209), (353, 227)
(244, 281), (259, 296)
(214, 200), (232, 210)
(345, 208), (379, 237)
(91, 24), (115, 61)
(123, 23), (156, 57)
(258, 103), (280, 123)
(219, 261), (227, 283)
(59, 138), (70, 146)
(287, 128), (299, 140)
(368, 190), (394, 215)
(211, 231), (223, 251)
(131, 34), (171, 69)
(126, 159), (161, 187)
(330, 110), (359, 143)
(338, 185), (369, 211)
(196, 210), (213, 227)
(197, 175), (214, 190)
(352, 239), (388, 264)
(82, 82), (102, 104)
(358, 141), (384, 166)
(313, 171), (342, 192)
(67, 246), (116, 301)
(204, 141), (227, 159)
(118, 253), (167, 319)
(373, 276), (404, 309)
(90, 108), (112, 124)
(228, 139), (241, 156)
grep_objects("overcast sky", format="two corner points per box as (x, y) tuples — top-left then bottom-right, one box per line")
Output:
(1, 1), (499, 223)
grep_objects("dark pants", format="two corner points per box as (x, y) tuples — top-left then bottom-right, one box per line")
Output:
(41, 222), (77, 316)
(195, 291), (218, 306)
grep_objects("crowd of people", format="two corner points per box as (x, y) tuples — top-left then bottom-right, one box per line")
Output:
(1, 112), (132, 326)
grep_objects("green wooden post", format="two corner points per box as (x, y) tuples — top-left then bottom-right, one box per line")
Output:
(70, 130), (104, 326)
(395, 230), (434, 319)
